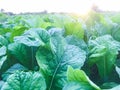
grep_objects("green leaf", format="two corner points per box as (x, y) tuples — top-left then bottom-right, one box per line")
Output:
(1, 71), (46, 90)
(88, 35), (120, 79)
(14, 28), (50, 47)
(0, 46), (7, 57)
(9, 28), (51, 70)
(63, 66), (101, 90)
(48, 28), (64, 36)
(0, 45), (13, 75)
(63, 82), (95, 90)
(101, 82), (119, 89)
(14, 35), (42, 47)
(116, 66), (120, 78)
(112, 25), (120, 42)
(0, 35), (8, 47)
(64, 21), (84, 39)
(8, 43), (38, 70)
(2, 63), (28, 81)
(0, 36), (12, 74)
(0, 56), (7, 69)
(0, 53), (17, 77)
(107, 85), (120, 90)
(65, 35), (88, 52)
(10, 25), (28, 42)
(0, 81), (4, 89)
(36, 36), (86, 90)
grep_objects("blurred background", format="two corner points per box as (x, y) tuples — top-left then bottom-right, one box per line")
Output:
(0, 0), (120, 14)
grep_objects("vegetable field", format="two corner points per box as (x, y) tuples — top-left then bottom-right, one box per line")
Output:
(1, 11), (120, 90)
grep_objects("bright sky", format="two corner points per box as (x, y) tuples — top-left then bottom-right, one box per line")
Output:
(0, 0), (120, 14)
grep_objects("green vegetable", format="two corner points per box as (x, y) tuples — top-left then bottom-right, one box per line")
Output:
(36, 34), (86, 90)
(88, 35), (120, 80)
(1, 12), (120, 90)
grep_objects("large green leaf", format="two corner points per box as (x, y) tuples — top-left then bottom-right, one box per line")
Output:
(36, 35), (86, 90)
(8, 43), (38, 70)
(1, 71), (46, 90)
(63, 66), (101, 90)
(8, 28), (51, 70)
(88, 35), (120, 79)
